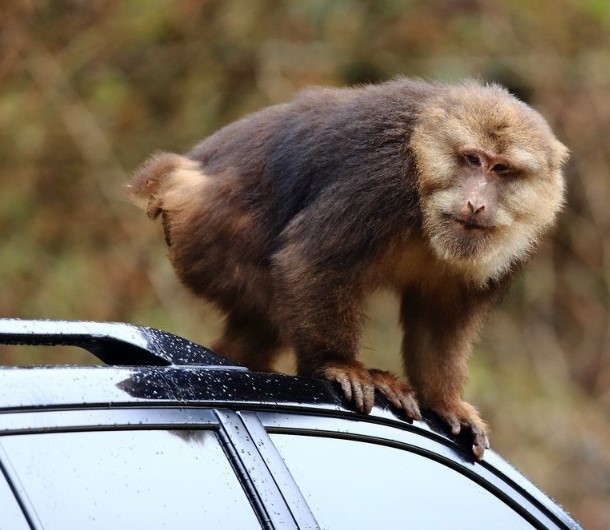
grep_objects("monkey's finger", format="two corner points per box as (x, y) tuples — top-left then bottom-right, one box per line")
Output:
(446, 415), (462, 435)
(351, 380), (365, 412)
(337, 376), (353, 403)
(468, 420), (485, 436)
(468, 420), (488, 442)
(399, 395), (422, 421)
(374, 382), (421, 420)
(368, 369), (415, 412)
(469, 424), (489, 460)
(374, 382), (402, 409)
(352, 380), (375, 414)
(472, 433), (489, 460)
(361, 382), (375, 414)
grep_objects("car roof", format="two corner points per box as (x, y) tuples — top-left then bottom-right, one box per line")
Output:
(0, 318), (582, 530)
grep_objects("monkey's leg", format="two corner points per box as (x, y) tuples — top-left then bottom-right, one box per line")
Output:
(400, 288), (491, 459)
(273, 248), (419, 417)
(211, 312), (282, 372)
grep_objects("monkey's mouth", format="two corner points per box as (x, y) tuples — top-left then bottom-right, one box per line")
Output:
(448, 214), (491, 233)
(429, 214), (497, 262)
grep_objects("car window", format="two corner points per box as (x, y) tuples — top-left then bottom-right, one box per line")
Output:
(271, 433), (536, 530)
(0, 429), (260, 530)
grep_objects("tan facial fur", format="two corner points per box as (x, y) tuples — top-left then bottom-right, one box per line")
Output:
(411, 82), (568, 285)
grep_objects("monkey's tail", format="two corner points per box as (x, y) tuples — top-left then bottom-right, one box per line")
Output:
(127, 151), (200, 219)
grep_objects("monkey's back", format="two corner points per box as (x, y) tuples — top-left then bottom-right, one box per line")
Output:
(159, 79), (438, 312)
(190, 78), (434, 248)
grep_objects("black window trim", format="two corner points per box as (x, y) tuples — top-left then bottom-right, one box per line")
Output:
(0, 407), (218, 434)
(214, 409), (304, 530)
(239, 410), (320, 530)
(0, 451), (32, 530)
(0, 442), (42, 529)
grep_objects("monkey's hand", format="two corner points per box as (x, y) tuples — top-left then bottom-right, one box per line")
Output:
(318, 361), (376, 414)
(369, 369), (421, 420)
(317, 362), (421, 419)
(432, 400), (489, 460)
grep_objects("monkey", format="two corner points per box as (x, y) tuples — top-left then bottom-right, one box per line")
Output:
(128, 78), (568, 459)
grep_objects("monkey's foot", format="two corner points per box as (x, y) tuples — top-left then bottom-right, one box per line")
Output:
(432, 401), (489, 459)
(369, 369), (421, 420)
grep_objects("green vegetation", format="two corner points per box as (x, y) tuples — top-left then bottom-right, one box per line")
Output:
(1, 1), (609, 526)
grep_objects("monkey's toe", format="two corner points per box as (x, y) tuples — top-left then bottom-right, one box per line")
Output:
(369, 369), (422, 420)
(318, 362), (375, 414)
(432, 401), (489, 460)
(471, 427), (490, 460)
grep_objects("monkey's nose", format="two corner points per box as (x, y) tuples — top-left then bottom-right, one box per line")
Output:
(453, 201), (489, 230)
(467, 201), (485, 216)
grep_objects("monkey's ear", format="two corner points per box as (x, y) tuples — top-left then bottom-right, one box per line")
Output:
(552, 140), (570, 167)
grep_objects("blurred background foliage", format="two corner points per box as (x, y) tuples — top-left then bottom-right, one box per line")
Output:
(1, 0), (609, 526)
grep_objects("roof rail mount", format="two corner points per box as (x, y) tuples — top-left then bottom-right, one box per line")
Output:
(0, 319), (242, 368)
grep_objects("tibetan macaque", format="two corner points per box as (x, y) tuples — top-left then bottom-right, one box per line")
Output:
(129, 78), (568, 459)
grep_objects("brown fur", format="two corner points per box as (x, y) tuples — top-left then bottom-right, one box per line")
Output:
(128, 78), (568, 458)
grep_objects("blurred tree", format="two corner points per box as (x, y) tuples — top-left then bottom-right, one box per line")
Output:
(1, 1), (609, 527)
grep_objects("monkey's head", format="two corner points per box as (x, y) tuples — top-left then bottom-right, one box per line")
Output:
(410, 81), (569, 284)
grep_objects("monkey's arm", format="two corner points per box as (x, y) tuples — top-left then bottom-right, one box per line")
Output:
(273, 241), (420, 418)
(272, 243), (370, 409)
(272, 190), (421, 418)
(400, 285), (500, 459)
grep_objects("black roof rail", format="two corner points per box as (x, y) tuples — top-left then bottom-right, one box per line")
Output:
(0, 319), (242, 369)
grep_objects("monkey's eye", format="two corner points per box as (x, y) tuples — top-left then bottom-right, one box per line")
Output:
(492, 163), (511, 174)
(464, 154), (481, 167)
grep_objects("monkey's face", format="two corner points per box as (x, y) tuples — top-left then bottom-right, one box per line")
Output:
(410, 83), (568, 284)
